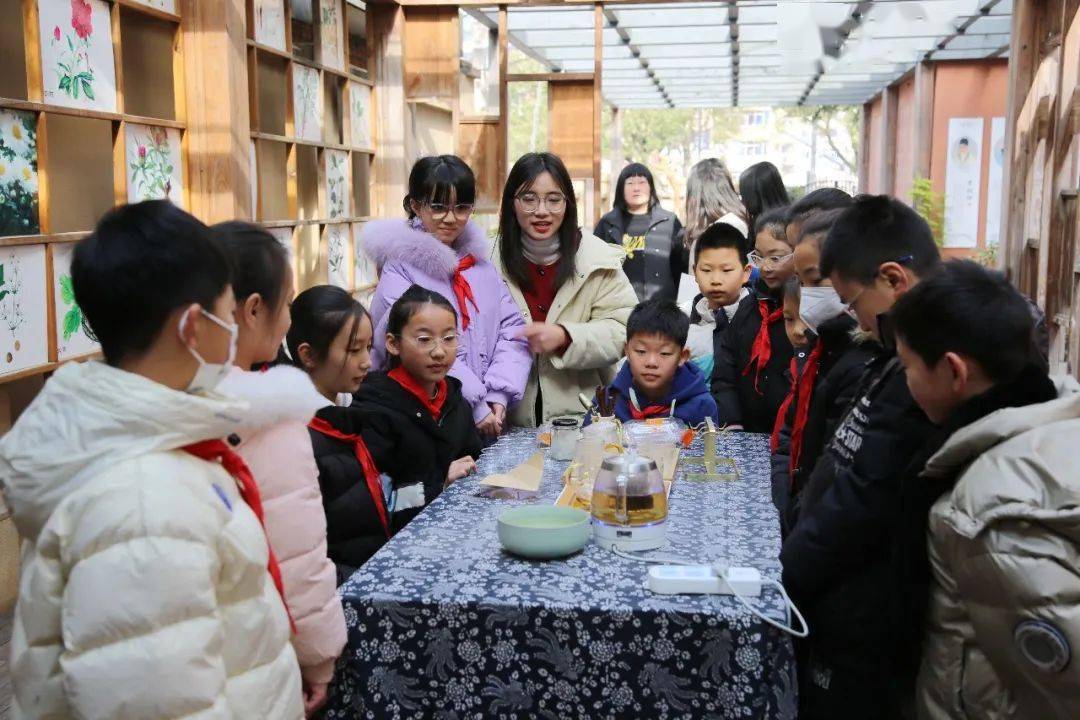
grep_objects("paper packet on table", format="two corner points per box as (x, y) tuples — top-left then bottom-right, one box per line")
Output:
(475, 452), (544, 500)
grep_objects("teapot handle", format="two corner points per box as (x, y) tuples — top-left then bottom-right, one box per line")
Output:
(615, 473), (629, 525)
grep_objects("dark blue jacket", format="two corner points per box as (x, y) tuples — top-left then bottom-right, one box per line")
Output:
(590, 361), (718, 427)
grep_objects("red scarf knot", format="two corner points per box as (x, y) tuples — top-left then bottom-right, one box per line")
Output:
(629, 403), (671, 420)
(743, 300), (785, 394)
(789, 343), (823, 482)
(452, 254), (479, 330)
(388, 366), (448, 420)
(770, 357), (800, 452)
(309, 417), (390, 537)
(182, 439), (297, 635)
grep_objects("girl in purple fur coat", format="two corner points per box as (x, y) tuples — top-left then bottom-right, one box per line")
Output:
(361, 156), (532, 438)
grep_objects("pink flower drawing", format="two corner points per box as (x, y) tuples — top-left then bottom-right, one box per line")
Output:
(137, 146), (147, 159)
(53, 26), (61, 41)
(71, 0), (93, 41)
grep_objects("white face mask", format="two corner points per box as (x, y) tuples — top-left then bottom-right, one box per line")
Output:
(799, 286), (847, 334)
(179, 308), (238, 394)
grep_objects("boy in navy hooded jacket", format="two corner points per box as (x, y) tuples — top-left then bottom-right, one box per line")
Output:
(588, 298), (718, 427)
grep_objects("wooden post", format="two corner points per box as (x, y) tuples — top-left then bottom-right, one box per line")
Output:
(913, 61), (936, 182)
(593, 3), (603, 226)
(497, 5), (509, 185)
(857, 102), (870, 193)
(880, 83), (898, 196)
(610, 104), (623, 190)
(1001, 0), (1038, 285)
(367, 1), (408, 218)
(179, 0), (253, 222)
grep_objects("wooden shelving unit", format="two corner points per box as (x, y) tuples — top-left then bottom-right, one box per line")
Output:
(0, 0), (190, 383)
(246, 0), (377, 304)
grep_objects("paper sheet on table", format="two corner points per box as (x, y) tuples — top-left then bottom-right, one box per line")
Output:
(480, 451), (544, 491)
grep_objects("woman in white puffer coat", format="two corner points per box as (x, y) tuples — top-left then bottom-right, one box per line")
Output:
(0, 201), (305, 719)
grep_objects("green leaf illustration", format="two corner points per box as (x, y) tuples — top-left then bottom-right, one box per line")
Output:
(59, 75), (72, 92)
(81, 78), (94, 100)
(59, 274), (75, 305)
(63, 306), (81, 341)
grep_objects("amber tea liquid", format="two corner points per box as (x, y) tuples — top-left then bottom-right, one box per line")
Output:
(591, 489), (668, 525)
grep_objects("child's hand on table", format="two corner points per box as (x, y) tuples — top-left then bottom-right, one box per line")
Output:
(446, 456), (477, 486)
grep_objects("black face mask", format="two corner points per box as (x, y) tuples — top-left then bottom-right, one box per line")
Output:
(877, 311), (897, 355)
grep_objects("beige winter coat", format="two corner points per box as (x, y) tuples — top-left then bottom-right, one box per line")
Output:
(221, 367), (346, 686)
(0, 361), (304, 719)
(494, 232), (637, 426)
(917, 376), (1080, 719)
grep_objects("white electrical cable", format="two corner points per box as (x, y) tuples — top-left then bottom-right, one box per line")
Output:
(611, 545), (809, 638)
(712, 561), (807, 639)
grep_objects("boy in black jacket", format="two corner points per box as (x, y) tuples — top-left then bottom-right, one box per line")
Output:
(780, 196), (940, 718)
(711, 207), (793, 432)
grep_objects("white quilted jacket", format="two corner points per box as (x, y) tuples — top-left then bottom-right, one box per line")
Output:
(0, 361), (304, 719)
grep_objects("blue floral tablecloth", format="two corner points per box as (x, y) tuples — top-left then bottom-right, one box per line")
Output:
(325, 429), (796, 719)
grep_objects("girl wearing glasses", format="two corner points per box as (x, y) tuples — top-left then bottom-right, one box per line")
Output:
(593, 162), (685, 302)
(353, 286), (483, 528)
(361, 155), (531, 440)
(494, 152), (638, 427)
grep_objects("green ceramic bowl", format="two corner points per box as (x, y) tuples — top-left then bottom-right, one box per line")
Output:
(497, 505), (592, 559)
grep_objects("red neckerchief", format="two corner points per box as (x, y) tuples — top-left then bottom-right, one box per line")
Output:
(629, 402), (671, 420)
(309, 416), (389, 537)
(789, 343), (823, 482)
(770, 357), (799, 452)
(183, 440), (296, 634)
(743, 300), (785, 393)
(452, 254), (479, 330)
(388, 366), (448, 420)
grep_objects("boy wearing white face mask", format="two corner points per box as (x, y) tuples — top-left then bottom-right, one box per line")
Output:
(0, 201), (304, 719)
(769, 209), (879, 534)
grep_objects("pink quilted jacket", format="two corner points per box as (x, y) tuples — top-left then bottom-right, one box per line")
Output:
(224, 367), (347, 685)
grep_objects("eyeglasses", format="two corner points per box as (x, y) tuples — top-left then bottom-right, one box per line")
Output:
(398, 333), (459, 352)
(425, 202), (475, 221)
(747, 251), (794, 269)
(516, 192), (567, 214)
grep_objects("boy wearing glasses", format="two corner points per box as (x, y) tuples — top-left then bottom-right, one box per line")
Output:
(710, 207), (796, 432)
(780, 195), (941, 719)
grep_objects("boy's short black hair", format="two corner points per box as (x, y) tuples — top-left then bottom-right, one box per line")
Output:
(626, 297), (690, 347)
(72, 200), (231, 366)
(753, 206), (789, 246)
(892, 260), (1036, 382)
(820, 194), (941, 284)
(694, 221), (748, 266)
(785, 188), (853, 228)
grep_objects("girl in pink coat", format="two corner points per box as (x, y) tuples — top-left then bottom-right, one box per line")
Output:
(362, 155), (532, 438)
(213, 222), (346, 717)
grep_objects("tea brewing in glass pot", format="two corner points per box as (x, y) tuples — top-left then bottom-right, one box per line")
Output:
(591, 454), (668, 551)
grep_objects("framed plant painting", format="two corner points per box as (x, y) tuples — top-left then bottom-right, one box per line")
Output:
(130, 0), (176, 12)
(348, 82), (372, 149)
(293, 64), (322, 142)
(353, 222), (376, 305)
(125, 124), (184, 206)
(326, 224), (349, 289)
(51, 243), (99, 360)
(318, 0), (344, 71)
(325, 150), (350, 219)
(0, 110), (40, 237)
(39, 0), (117, 112)
(0, 244), (48, 377)
(254, 0), (287, 52)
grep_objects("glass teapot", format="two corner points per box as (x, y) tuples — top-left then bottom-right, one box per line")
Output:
(591, 453), (668, 551)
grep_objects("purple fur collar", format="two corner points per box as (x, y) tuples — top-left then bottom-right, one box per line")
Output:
(360, 218), (490, 279)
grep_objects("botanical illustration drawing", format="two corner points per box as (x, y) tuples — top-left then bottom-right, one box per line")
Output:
(293, 65), (322, 142)
(0, 110), (39, 237)
(326, 150), (349, 219)
(40, 0), (117, 112)
(320, 0), (344, 70)
(126, 125), (182, 205)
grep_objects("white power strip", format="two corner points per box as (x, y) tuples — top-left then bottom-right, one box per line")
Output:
(646, 564), (762, 597)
